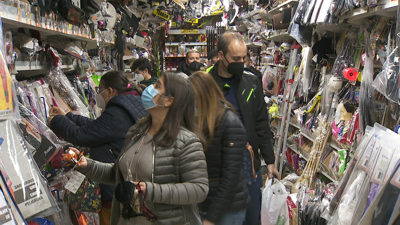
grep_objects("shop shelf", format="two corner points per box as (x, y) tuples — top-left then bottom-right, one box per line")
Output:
(0, 10), (115, 50)
(165, 42), (207, 46)
(267, 32), (294, 42)
(288, 143), (338, 182)
(267, 0), (300, 19)
(267, 63), (287, 68)
(289, 122), (300, 129)
(168, 29), (207, 35)
(246, 42), (264, 48)
(165, 53), (207, 57)
(340, 1), (398, 23)
(301, 131), (316, 143)
(165, 68), (177, 71)
(15, 64), (74, 77)
(123, 56), (138, 61)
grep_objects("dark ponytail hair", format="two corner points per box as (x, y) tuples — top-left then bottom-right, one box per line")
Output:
(100, 71), (144, 95)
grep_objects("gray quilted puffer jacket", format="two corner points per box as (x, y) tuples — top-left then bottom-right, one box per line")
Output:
(79, 123), (209, 225)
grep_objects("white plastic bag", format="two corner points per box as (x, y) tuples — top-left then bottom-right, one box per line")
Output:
(261, 178), (290, 225)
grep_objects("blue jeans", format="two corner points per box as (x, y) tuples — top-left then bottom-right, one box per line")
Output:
(201, 209), (246, 225)
(243, 170), (263, 225)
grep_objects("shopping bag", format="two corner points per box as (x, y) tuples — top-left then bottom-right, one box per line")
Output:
(261, 178), (290, 225)
(63, 177), (101, 213)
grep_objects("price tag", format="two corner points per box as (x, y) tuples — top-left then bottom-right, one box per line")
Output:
(357, 136), (377, 172)
(171, 22), (178, 27)
(181, 29), (199, 34)
(371, 146), (393, 184)
(153, 9), (170, 21)
(65, 171), (85, 194)
(186, 18), (198, 24)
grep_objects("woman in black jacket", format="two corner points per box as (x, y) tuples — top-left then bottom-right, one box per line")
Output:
(189, 71), (250, 225)
(48, 71), (149, 225)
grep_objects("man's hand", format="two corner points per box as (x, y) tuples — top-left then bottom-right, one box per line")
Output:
(50, 106), (66, 117)
(203, 219), (215, 225)
(267, 164), (281, 180)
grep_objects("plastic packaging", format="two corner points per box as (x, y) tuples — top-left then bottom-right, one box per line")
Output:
(372, 47), (399, 103)
(0, 49), (16, 120)
(261, 178), (290, 225)
(18, 103), (65, 170)
(0, 120), (59, 219)
(46, 68), (90, 118)
(359, 56), (375, 132)
(331, 28), (359, 77)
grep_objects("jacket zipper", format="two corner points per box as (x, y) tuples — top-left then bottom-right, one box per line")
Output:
(76, 181), (90, 208)
(151, 141), (156, 182)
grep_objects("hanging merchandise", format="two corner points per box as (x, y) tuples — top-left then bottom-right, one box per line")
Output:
(0, 50), (15, 120)
(0, 181), (26, 224)
(0, 120), (59, 219)
(17, 103), (65, 170)
(371, 47), (399, 103)
(46, 68), (91, 118)
(359, 55), (375, 133)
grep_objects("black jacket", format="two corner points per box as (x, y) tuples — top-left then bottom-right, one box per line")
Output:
(200, 108), (250, 223)
(50, 94), (149, 201)
(177, 61), (192, 76)
(210, 61), (275, 170)
(245, 66), (263, 84)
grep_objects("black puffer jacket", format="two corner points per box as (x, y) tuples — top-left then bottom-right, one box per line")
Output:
(177, 61), (192, 76)
(200, 108), (251, 223)
(50, 94), (149, 201)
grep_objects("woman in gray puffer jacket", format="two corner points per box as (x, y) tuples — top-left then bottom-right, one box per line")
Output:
(69, 72), (208, 225)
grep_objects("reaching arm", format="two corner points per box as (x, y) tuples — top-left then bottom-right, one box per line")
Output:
(65, 112), (95, 127)
(78, 158), (116, 186)
(50, 110), (117, 147)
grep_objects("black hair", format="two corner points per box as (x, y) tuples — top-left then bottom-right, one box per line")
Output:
(217, 32), (245, 55)
(208, 49), (219, 60)
(130, 58), (152, 74)
(100, 71), (143, 95)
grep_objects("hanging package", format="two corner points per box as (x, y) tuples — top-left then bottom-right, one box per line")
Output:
(372, 47), (399, 103)
(0, 120), (59, 219)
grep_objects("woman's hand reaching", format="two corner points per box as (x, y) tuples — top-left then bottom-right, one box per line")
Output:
(50, 106), (66, 117)
(63, 147), (88, 170)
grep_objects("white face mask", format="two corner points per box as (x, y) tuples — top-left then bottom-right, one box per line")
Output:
(134, 73), (145, 83)
(95, 89), (109, 109)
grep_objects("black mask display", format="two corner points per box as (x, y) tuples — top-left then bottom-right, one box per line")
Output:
(223, 55), (244, 77)
(189, 61), (201, 71)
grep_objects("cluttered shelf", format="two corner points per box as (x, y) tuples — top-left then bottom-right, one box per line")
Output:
(286, 143), (338, 182)
(339, 0), (398, 22)
(267, 0), (300, 19)
(267, 32), (294, 42)
(165, 42), (207, 46)
(0, 9), (114, 50)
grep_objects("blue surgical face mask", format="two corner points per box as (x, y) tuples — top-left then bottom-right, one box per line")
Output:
(141, 85), (164, 110)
